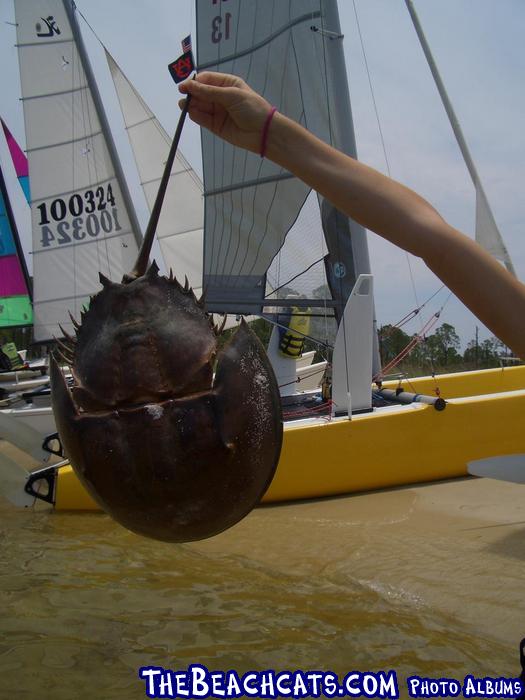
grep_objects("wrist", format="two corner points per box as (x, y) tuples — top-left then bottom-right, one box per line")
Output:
(259, 106), (277, 157)
(264, 111), (311, 170)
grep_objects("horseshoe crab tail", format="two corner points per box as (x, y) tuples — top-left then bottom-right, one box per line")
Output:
(124, 93), (192, 282)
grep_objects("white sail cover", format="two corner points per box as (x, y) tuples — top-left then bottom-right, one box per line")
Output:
(197, 0), (338, 315)
(106, 51), (204, 296)
(475, 184), (515, 276)
(15, 0), (140, 341)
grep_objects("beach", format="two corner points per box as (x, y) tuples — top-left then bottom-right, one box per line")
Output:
(1, 436), (523, 698)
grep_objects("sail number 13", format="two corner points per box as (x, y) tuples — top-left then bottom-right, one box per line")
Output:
(36, 184), (122, 248)
(211, 0), (232, 43)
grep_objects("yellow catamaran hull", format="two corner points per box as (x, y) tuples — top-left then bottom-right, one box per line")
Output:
(53, 365), (525, 510)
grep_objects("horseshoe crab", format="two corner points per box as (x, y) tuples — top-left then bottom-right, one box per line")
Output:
(50, 104), (283, 542)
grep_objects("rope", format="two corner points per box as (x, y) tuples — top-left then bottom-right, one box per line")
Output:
(278, 363), (327, 390)
(375, 310), (441, 381)
(282, 399), (334, 421)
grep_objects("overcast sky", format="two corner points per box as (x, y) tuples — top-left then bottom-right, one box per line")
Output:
(1, 0), (523, 349)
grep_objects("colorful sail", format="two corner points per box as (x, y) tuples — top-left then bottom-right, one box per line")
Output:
(0, 122), (32, 329)
(1, 119), (30, 205)
(14, 0), (141, 342)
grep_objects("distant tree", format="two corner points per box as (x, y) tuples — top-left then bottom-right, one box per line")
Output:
(378, 324), (411, 364)
(463, 339), (479, 366)
(406, 334), (429, 367)
(271, 285), (300, 299)
(427, 323), (461, 366)
(249, 317), (273, 347)
(312, 284), (330, 299)
(464, 336), (500, 368)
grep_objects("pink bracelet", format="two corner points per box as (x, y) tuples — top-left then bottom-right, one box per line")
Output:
(260, 106), (277, 158)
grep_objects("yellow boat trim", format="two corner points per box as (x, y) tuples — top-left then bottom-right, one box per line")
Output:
(380, 364), (524, 399)
(54, 366), (525, 510)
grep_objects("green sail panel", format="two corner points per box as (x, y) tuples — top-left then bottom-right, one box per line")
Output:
(0, 295), (33, 328)
(0, 161), (33, 329)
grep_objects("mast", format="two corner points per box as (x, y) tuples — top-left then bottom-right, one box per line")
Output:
(320, 0), (381, 374)
(320, 0), (368, 267)
(0, 164), (32, 302)
(63, 0), (143, 250)
(405, 0), (515, 277)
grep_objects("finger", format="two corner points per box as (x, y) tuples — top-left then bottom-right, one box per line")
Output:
(187, 107), (215, 132)
(178, 96), (214, 115)
(179, 77), (240, 105)
(197, 71), (246, 89)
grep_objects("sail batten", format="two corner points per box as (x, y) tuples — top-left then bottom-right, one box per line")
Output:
(16, 38), (71, 49)
(198, 11), (322, 70)
(21, 85), (89, 102)
(205, 173), (296, 197)
(26, 130), (103, 154)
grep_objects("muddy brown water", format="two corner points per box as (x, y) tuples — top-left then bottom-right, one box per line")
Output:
(1, 447), (524, 699)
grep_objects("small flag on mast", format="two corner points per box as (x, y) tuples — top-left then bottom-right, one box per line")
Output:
(181, 35), (192, 54)
(168, 34), (195, 84)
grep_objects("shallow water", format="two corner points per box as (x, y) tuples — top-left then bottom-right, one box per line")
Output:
(0, 482), (522, 699)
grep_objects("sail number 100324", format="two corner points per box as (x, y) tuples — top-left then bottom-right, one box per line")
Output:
(36, 184), (123, 248)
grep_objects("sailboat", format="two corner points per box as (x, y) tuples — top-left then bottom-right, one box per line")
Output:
(0, 120), (53, 397)
(0, 119), (64, 409)
(1, 0), (524, 510)
(0, 122), (33, 346)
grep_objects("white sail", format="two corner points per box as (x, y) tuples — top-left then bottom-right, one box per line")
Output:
(15, 0), (140, 342)
(196, 0), (371, 320)
(105, 51), (204, 296)
(196, 0), (381, 381)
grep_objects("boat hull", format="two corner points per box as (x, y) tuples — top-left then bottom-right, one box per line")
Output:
(52, 366), (525, 510)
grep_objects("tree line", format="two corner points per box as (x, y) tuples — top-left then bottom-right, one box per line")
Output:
(378, 322), (518, 374)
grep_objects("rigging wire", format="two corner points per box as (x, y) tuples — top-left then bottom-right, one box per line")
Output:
(351, 0), (420, 310)
(71, 7), (114, 285)
(265, 255), (326, 300)
(374, 290), (453, 381)
(379, 283), (446, 335)
(259, 313), (332, 350)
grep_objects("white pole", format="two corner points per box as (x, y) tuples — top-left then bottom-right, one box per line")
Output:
(405, 0), (515, 276)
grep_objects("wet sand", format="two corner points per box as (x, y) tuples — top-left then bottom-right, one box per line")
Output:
(1, 438), (524, 697)
(195, 476), (525, 648)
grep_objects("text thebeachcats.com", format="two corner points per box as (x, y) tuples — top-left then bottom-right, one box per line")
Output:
(138, 665), (524, 698)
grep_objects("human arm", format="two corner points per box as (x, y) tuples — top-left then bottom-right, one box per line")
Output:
(180, 72), (525, 358)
